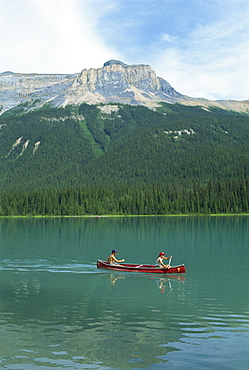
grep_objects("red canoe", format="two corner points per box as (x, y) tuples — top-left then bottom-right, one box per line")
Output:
(97, 260), (186, 274)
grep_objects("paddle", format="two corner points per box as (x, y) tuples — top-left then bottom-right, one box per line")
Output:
(168, 257), (172, 266)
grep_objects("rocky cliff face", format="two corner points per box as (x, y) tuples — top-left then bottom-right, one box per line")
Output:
(0, 71), (76, 113)
(0, 60), (248, 114)
(58, 60), (182, 108)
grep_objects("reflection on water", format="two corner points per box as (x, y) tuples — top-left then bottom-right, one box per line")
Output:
(0, 216), (249, 369)
(108, 273), (125, 286)
(0, 270), (188, 369)
(11, 275), (41, 301)
(104, 272), (186, 292)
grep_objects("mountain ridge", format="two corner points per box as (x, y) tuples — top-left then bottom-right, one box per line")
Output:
(1, 60), (248, 114)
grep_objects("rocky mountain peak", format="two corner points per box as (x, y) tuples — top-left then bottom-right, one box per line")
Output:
(103, 60), (128, 67)
(61, 60), (181, 108)
(0, 61), (248, 114)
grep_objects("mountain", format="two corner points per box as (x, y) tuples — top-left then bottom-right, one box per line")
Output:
(0, 71), (77, 113)
(1, 60), (249, 199)
(1, 60), (249, 114)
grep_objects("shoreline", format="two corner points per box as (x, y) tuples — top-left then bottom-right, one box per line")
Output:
(1, 213), (249, 218)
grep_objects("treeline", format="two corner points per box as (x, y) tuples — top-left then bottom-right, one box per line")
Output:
(1, 179), (249, 216)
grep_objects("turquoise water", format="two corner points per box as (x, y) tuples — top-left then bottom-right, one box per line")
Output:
(0, 216), (248, 369)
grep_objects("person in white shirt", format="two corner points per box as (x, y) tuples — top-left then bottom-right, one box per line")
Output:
(155, 252), (172, 268)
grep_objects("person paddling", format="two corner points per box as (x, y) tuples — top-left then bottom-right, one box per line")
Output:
(107, 249), (125, 266)
(155, 252), (172, 269)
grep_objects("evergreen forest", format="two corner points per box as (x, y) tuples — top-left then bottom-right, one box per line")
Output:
(1, 101), (249, 215)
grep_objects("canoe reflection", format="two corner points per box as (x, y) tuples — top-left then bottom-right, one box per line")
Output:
(151, 274), (186, 293)
(102, 272), (186, 291)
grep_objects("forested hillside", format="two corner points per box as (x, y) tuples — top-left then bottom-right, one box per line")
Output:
(1, 102), (249, 215)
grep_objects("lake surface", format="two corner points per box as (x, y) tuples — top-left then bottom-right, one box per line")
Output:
(0, 216), (248, 369)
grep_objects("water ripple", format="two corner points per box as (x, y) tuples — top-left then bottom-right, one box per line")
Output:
(0, 258), (97, 273)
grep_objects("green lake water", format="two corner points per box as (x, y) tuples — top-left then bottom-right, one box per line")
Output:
(0, 216), (248, 369)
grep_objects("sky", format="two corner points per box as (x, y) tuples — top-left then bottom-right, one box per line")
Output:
(0, 0), (249, 100)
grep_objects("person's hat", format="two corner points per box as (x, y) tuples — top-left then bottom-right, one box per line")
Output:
(159, 252), (165, 256)
(112, 249), (117, 254)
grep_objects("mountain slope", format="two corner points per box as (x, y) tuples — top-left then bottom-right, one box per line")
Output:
(0, 72), (76, 113)
(1, 102), (249, 191)
(1, 60), (249, 193)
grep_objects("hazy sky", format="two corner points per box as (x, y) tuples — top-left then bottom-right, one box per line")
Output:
(0, 0), (248, 100)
